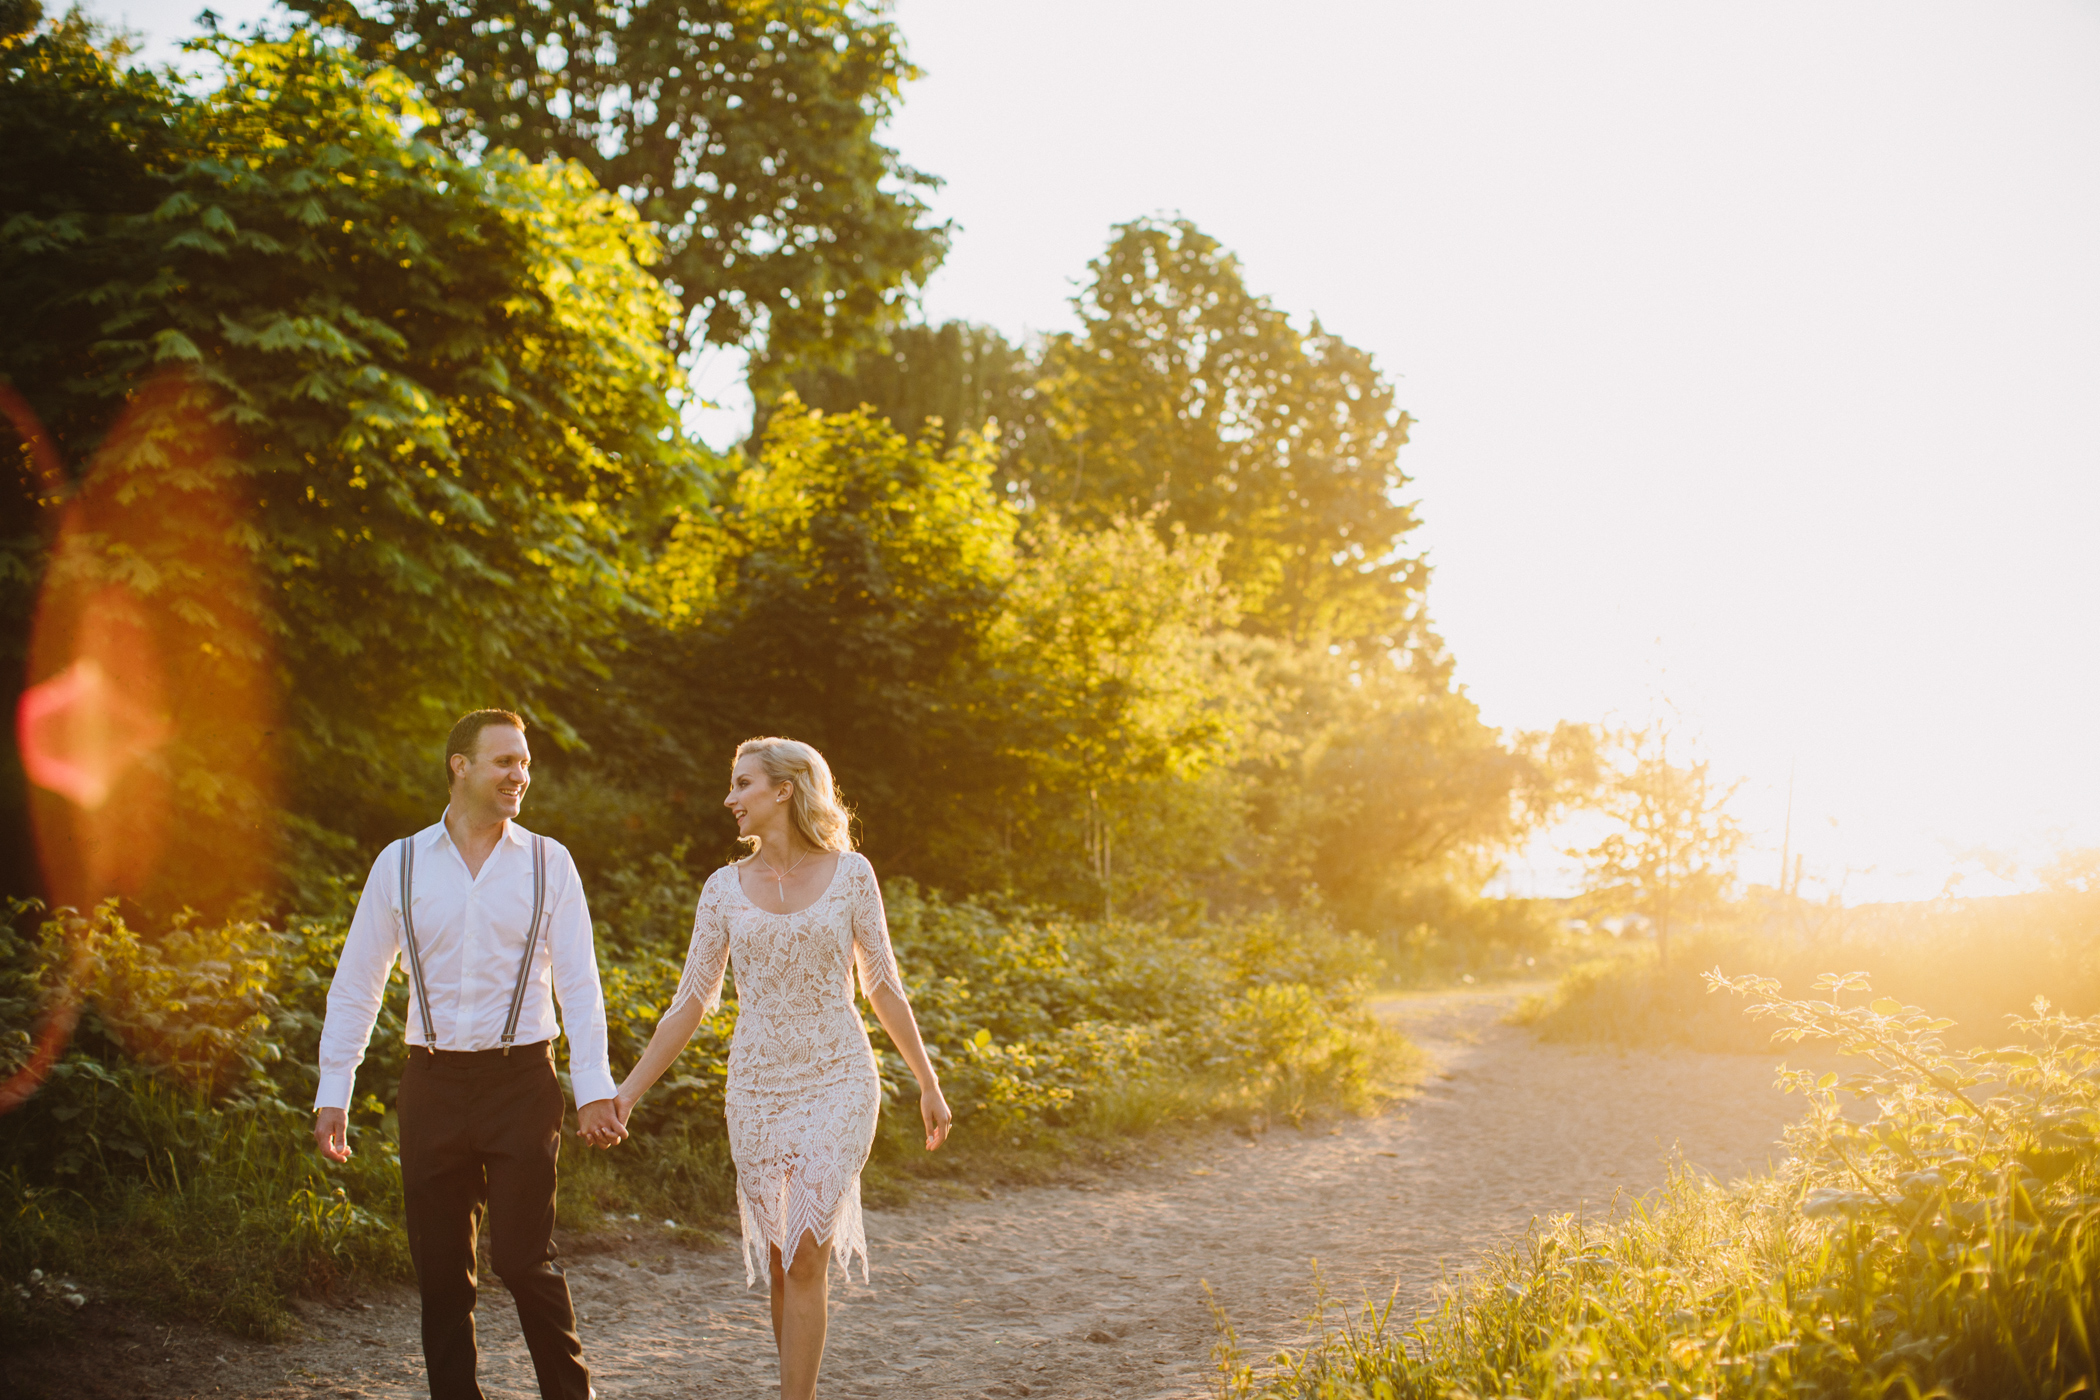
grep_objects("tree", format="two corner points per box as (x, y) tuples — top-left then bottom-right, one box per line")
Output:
(1573, 723), (1746, 968)
(1224, 636), (1595, 935)
(564, 409), (1256, 914)
(292, 0), (949, 383)
(960, 513), (1250, 914)
(575, 396), (1018, 874)
(1014, 218), (1424, 652)
(784, 320), (1032, 455)
(0, 23), (700, 903)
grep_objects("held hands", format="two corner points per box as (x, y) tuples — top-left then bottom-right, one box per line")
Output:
(576, 1098), (628, 1149)
(313, 1106), (351, 1163)
(920, 1082), (953, 1151)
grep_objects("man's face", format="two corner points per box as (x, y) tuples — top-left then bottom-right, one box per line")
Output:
(452, 724), (531, 820)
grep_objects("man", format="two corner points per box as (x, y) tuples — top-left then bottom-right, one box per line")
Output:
(314, 709), (625, 1400)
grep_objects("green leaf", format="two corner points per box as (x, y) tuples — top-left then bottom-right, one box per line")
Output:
(150, 328), (203, 363)
(1870, 998), (1902, 1016)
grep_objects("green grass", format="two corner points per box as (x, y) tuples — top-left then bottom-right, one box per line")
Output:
(1, 1079), (407, 1341)
(1217, 972), (2100, 1399)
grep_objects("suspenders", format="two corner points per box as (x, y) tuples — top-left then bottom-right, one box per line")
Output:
(396, 832), (549, 1054)
(506, 835), (550, 1053)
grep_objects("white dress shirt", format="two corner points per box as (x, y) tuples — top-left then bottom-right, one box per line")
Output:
(314, 816), (618, 1112)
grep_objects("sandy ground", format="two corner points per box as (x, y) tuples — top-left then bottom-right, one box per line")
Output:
(17, 986), (1812, 1400)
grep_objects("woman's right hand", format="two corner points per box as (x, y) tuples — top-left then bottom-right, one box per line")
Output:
(614, 1085), (640, 1130)
(920, 1082), (952, 1151)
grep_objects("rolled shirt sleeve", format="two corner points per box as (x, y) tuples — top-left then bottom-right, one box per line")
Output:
(547, 847), (618, 1108)
(314, 847), (403, 1112)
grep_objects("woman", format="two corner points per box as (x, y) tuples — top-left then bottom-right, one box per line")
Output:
(615, 737), (951, 1400)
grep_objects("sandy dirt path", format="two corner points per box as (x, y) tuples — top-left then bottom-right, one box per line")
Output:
(41, 986), (1810, 1400)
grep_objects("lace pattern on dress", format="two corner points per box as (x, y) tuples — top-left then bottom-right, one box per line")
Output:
(671, 851), (905, 1286)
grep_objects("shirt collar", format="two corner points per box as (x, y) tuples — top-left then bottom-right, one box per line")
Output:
(425, 810), (529, 851)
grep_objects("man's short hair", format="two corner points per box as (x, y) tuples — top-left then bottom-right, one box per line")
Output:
(445, 709), (526, 787)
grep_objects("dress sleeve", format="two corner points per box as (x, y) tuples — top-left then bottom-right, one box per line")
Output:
(670, 870), (734, 1017)
(848, 854), (907, 1002)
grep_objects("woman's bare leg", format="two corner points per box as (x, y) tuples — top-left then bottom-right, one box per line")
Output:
(768, 1244), (786, 1350)
(771, 1232), (832, 1400)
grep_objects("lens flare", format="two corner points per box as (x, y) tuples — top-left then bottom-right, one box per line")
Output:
(5, 371), (279, 1112)
(20, 587), (174, 901)
(19, 641), (173, 812)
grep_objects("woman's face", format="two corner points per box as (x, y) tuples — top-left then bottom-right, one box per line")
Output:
(723, 754), (792, 841)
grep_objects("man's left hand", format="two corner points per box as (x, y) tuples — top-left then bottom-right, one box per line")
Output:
(577, 1098), (627, 1149)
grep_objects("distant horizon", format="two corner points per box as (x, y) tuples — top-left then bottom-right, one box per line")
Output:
(100, 0), (2100, 906)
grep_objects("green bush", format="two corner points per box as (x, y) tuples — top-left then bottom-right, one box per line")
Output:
(875, 891), (1416, 1159)
(0, 876), (1417, 1339)
(1220, 973), (2100, 1399)
(0, 901), (408, 1341)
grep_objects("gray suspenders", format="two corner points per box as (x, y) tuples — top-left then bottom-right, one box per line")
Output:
(396, 833), (550, 1054)
(398, 837), (437, 1043)
(504, 835), (550, 1053)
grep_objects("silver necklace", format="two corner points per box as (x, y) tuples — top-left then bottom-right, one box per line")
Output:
(760, 846), (811, 907)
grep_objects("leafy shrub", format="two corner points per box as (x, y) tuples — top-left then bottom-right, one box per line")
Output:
(0, 901), (407, 1341)
(0, 876), (1416, 1337)
(872, 892), (1414, 1164)
(1221, 973), (2100, 1399)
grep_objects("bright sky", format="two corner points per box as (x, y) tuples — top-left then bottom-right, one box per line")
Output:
(112, 1), (2100, 904)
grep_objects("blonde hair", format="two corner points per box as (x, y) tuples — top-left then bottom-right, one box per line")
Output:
(734, 737), (854, 855)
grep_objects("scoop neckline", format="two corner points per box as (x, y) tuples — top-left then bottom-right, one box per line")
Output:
(731, 849), (848, 918)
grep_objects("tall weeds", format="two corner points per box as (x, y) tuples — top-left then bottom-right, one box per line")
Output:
(1220, 972), (2100, 1399)
(1, 1080), (406, 1339)
(1514, 890), (2100, 1052)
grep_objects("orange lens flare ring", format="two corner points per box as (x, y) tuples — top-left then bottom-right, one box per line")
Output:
(0, 929), (90, 1116)
(4, 373), (276, 1114)
(1, 383), (86, 1116)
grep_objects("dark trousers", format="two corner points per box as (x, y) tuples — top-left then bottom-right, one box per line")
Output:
(397, 1041), (591, 1400)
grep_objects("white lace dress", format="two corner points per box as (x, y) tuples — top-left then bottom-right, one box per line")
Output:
(670, 850), (905, 1285)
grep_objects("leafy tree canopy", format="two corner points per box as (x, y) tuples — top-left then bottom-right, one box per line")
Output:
(1019, 218), (1424, 652)
(786, 319), (1030, 456)
(289, 0), (949, 385)
(1, 15), (1596, 949)
(795, 222), (1429, 654)
(0, 20), (704, 897)
(572, 397), (1017, 871)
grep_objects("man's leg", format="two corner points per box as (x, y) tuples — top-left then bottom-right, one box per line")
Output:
(399, 1054), (488, 1400)
(484, 1046), (591, 1400)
